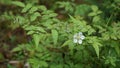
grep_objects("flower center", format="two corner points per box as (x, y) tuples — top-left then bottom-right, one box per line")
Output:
(75, 35), (81, 40)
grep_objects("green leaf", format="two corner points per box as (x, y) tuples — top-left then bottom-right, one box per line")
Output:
(27, 31), (35, 35)
(49, 13), (58, 17)
(69, 44), (75, 51)
(22, 3), (32, 13)
(93, 43), (100, 58)
(110, 34), (117, 40)
(114, 45), (120, 56)
(88, 12), (97, 16)
(29, 6), (38, 13)
(42, 10), (53, 15)
(38, 5), (47, 11)
(68, 41), (75, 51)
(75, 4), (90, 16)
(91, 5), (98, 12)
(93, 16), (100, 22)
(25, 26), (46, 33)
(102, 33), (110, 40)
(36, 27), (46, 33)
(50, 64), (63, 68)
(69, 15), (78, 23)
(12, 1), (25, 7)
(51, 29), (58, 45)
(39, 61), (48, 67)
(96, 11), (102, 14)
(81, 27), (88, 32)
(33, 34), (40, 48)
(30, 12), (41, 21)
(88, 28), (96, 35)
(11, 46), (23, 52)
(61, 40), (72, 47)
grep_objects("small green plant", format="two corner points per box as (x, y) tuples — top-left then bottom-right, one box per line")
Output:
(1, 0), (119, 68)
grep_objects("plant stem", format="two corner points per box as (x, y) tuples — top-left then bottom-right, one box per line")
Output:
(106, 13), (113, 27)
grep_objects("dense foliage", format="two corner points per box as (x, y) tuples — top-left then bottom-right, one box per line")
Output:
(0, 0), (120, 68)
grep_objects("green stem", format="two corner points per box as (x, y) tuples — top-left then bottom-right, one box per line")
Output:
(106, 13), (113, 27)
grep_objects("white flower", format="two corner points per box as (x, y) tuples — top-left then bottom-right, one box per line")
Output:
(73, 38), (77, 43)
(78, 32), (83, 35)
(73, 32), (85, 44)
(80, 35), (85, 40)
(78, 40), (82, 44)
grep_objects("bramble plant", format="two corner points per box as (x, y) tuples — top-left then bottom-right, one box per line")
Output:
(0, 0), (120, 68)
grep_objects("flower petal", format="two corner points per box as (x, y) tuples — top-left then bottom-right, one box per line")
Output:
(73, 39), (77, 43)
(78, 32), (83, 35)
(80, 35), (85, 40)
(78, 40), (82, 44)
